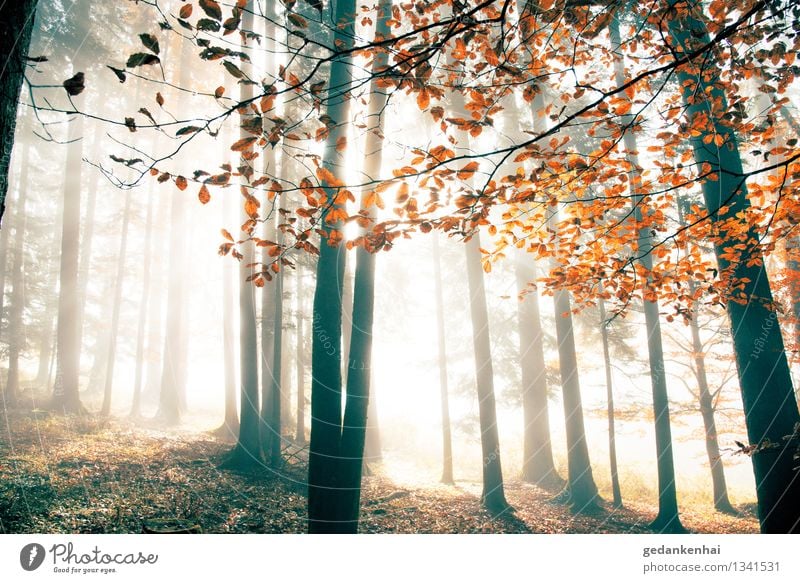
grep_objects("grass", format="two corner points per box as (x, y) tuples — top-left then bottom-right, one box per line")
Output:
(0, 409), (759, 533)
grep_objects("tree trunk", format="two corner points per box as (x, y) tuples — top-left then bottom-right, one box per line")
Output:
(535, 88), (597, 511)
(307, 0), (356, 534)
(259, 2), (279, 455)
(515, 248), (561, 489)
(4, 140), (30, 405)
(217, 187), (239, 436)
(610, 13), (684, 532)
(294, 264), (306, 445)
(465, 234), (510, 513)
(0, 0), (38, 225)
(76, 126), (100, 358)
(364, 372), (382, 463)
(689, 300), (735, 513)
(50, 116), (84, 414)
(551, 277), (599, 511)
(156, 187), (184, 424)
(598, 296), (622, 508)
(223, 0), (263, 467)
(144, 190), (167, 401)
(668, 1), (800, 533)
(433, 234), (454, 484)
(100, 187), (133, 416)
(341, 260), (354, 384)
(268, 195), (285, 468)
(131, 184), (155, 419)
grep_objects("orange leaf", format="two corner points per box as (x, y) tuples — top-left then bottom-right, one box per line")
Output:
(417, 88), (430, 110)
(175, 175), (188, 191)
(198, 184), (211, 204)
(231, 136), (257, 151)
(316, 167), (343, 187)
(245, 197), (259, 218)
(457, 161), (479, 181)
(336, 136), (347, 152)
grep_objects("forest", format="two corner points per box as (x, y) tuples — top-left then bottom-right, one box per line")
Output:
(0, 0), (799, 535)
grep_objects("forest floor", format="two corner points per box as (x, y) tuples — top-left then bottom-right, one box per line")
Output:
(0, 409), (759, 534)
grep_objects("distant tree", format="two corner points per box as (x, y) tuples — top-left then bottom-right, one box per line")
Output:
(4, 139), (30, 404)
(608, 11), (684, 532)
(433, 233), (454, 484)
(224, 0), (263, 467)
(515, 250), (561, 489)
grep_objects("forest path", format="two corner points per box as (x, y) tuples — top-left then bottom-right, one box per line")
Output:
(0, 411), (758, 533)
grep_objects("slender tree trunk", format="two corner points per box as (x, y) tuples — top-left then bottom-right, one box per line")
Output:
(50, 116), (84, 414)
(0, 0), (38, 225)
(36, 184), (62, 388)
(156, 188), (184, 424)
(224, 1), (263, 466)
(364, 374), (382, 463)
(465, 234), (510, 513)
(689, 300), (734, 513)
(533, 88), (598, 511)
(259, 2), (279, 454)
(4, 141), (29, 405)
(144, 191), (167, 400)
(610, 13), (683, 532)
(668, 1), (800, 533)
(76, 126), (100, 358)
(598, 296), (622, 508)
(294, 264), (305, 445)
(515, 248), (561, 488)
(551, 273), (599, 511)
(131, 185), (155, 419)
(341, 260), (354, 384)
(433, 234), (454, 484)
(308, 0), (356, 533)
(100, 187), (132, 416)
(35, 313), (55, 388)
(217, 189), (239, 436)
(268, 194), (285, 468)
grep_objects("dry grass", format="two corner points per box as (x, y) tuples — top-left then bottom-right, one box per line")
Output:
(0, 410), (759, 533)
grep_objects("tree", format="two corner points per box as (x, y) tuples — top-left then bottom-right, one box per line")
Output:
(0, 0), (39, 226)
(130, 183), (155, 420)
(666, 0), (800, 533)
(597, 295), (622, 508)
(100, 185), (133, 416)
(223, 0), (263, 468)
(433, 233), (454, 484)
(294, 263), (306, 445)
(4, 139), (30, 404)
(49, 112), (85, 414)
(465, 232), (511, 512)
(335, 0), (394, 526)
(608, 10), (684, 532)
(515, 249), (561, 488)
